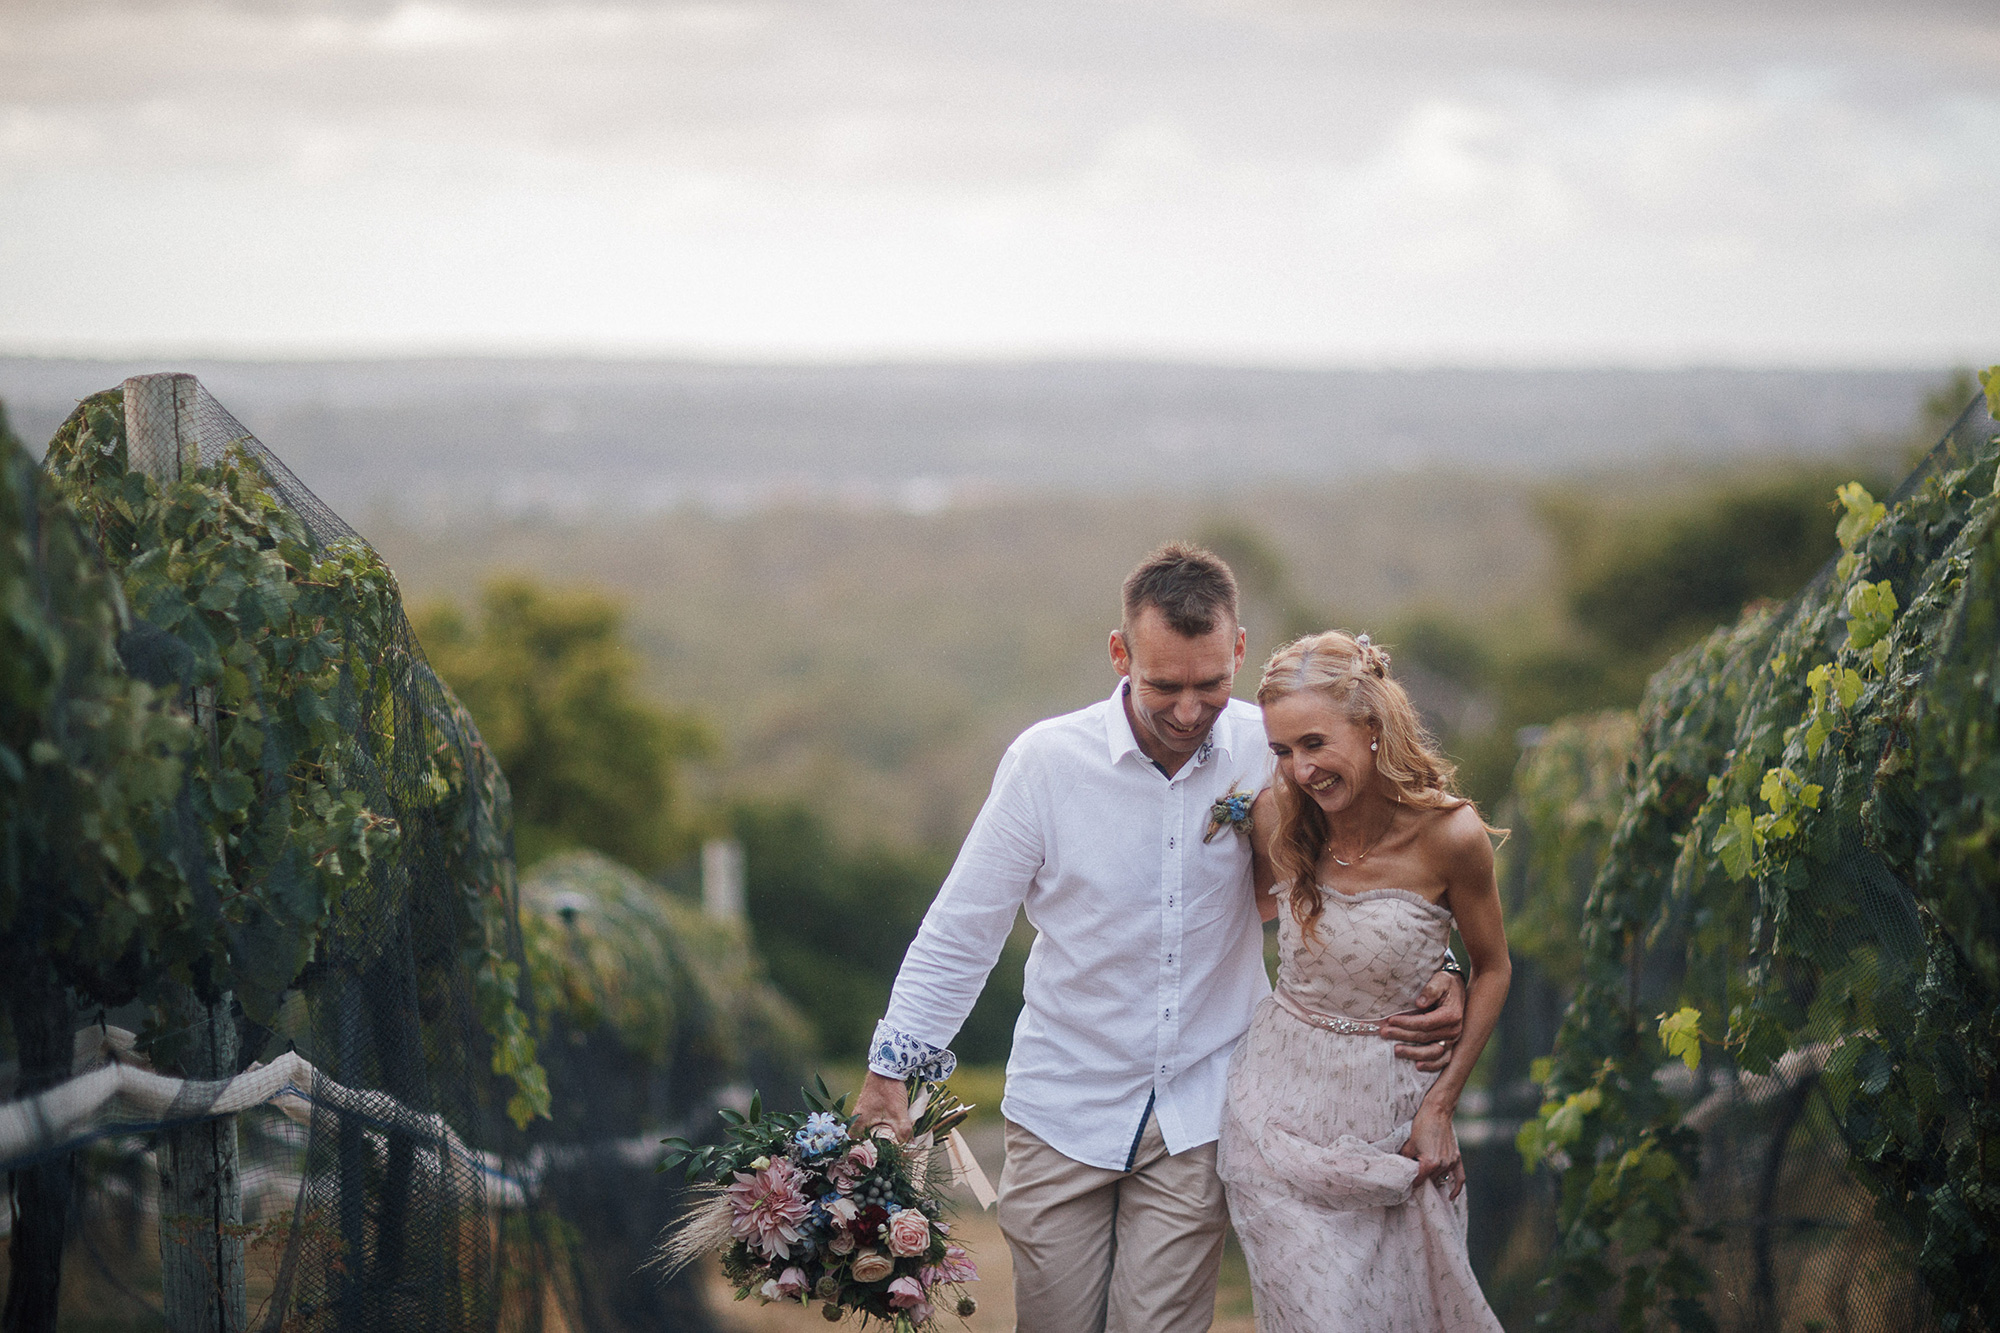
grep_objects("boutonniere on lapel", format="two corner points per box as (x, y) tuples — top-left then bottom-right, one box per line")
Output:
(1203, 784), (1256, 843)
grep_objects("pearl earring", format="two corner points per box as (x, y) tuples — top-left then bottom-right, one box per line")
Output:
(1370, 740), (1378, 752)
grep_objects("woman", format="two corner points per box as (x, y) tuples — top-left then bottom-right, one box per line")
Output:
(1218, 631), (1508, 1332)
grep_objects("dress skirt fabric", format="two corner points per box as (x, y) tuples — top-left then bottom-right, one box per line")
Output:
(1216, 888), (1502, 1333)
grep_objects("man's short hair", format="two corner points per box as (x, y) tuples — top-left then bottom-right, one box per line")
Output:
(1122, 542), (1239, 638)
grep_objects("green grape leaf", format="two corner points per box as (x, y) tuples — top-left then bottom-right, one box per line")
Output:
(1835, 482), (1886, 551)
(1658, 1007), (1704, 1071)
(1713, 805), (1759, 881)
(1515, 1118), (1548, 1172)
(1845, 579), (1898, 652)
(209, 769), (255, 814)
(1760, 767), (1793, 815)
(1543, 1086), (1603, 1149)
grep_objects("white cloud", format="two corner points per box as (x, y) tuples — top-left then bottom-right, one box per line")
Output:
(0, 0), (1993, 362)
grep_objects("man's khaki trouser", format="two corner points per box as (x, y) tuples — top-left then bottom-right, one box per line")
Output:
(997, 1115), (1229, 1333)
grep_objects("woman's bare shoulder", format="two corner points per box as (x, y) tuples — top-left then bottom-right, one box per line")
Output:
(1416, 800), (1496, 867)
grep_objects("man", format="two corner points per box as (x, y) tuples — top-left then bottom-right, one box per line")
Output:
(854, 543), (1464, 1331)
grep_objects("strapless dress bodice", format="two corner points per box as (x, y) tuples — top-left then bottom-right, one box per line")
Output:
(1273, 885), (1453, 1023)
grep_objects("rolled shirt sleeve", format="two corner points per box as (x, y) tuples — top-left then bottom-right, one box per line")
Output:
(866, 1022), (958, 1082)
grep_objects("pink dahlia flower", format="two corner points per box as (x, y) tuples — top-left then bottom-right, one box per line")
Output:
(920, 1240), (976, 1280)
(726, 1158), (812, 1260)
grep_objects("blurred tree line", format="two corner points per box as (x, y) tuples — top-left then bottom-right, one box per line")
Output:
(419, 579), (711, 872)
(414, 581), (1027, 1066)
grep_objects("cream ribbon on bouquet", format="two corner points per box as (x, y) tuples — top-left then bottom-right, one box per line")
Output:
(904, 1085), (997, 1208)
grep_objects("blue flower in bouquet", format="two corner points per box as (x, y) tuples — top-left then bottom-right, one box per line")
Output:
(793, 1111), (849, 1158)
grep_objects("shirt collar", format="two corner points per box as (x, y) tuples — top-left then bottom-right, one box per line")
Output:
(1104, 680), (1233, 771)
(1105, 680), (1145, 766)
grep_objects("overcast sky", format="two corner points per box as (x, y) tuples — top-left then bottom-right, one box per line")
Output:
(2, 0), (1995, 364)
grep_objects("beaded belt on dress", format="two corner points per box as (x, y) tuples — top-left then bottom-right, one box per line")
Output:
(1271, 987), (1382, 1035)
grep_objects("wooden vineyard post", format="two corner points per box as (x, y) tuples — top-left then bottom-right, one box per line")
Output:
(125, 375), (248, 1333)
(156, 990), (246, 1333)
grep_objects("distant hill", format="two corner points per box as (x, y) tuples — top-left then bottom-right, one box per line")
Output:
(0, 359), (1938, 519)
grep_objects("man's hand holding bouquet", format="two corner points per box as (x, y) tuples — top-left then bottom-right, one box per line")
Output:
(655, 1077), (985, 1328)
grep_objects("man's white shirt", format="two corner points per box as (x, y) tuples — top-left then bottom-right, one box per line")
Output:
(871, 682), (1274, 1172)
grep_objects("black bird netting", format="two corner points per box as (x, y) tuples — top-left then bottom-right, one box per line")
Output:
(1521, 389), (2000, 1332)
(1, 375), (801, 1333)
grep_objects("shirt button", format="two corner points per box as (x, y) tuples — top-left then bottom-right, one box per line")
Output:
(1167, 837), (1175, 848)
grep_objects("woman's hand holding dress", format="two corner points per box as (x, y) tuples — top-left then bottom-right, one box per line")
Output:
(1400, 1102), (1466, 1199)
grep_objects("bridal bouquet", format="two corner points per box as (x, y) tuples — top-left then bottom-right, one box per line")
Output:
(655, 1077), (984, 1328)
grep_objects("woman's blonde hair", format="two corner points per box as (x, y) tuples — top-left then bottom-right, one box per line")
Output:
(1256, 630), (1494, 934)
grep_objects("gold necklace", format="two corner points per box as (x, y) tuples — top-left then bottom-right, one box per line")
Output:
(1327, 808), (1396, 867)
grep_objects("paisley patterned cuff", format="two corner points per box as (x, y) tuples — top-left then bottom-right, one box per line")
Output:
(868, 1021), (958, 1082)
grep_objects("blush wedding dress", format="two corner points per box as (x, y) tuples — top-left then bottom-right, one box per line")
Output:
(1217, 884), (1503, 1332)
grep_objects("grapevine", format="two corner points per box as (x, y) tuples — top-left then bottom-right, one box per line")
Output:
(1522, 373), (2000, 1329)
(40, 389), (548, 1124)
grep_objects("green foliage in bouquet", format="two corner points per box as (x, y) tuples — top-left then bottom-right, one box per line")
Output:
(657, 1077), (981, 1330)
(40, 390), (548, 1124)
(1520, 375), (2000, 1330)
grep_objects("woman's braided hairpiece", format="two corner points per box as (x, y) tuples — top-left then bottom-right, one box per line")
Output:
(1352, 632), (1391, 678)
